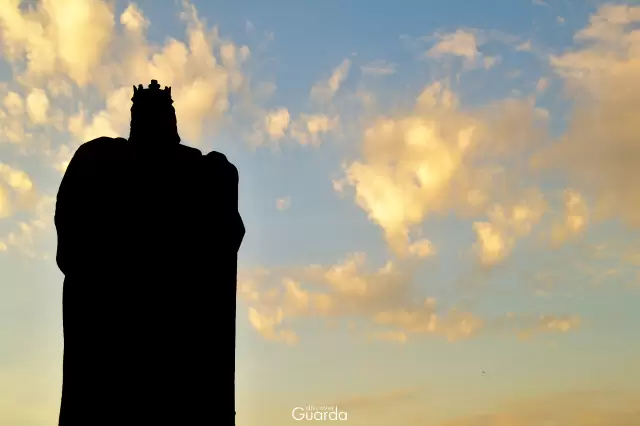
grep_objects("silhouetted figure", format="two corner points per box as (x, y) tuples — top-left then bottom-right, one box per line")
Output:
(55, 80), (244, 425)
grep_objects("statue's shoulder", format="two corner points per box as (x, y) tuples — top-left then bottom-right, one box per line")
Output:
(175, 144), (203, 160)
(202, 150), (239, 182)
(74, 136), (128, 162)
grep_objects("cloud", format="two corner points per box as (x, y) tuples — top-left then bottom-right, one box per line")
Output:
(239, 254), (412, 338)
(337, 81), (548, 258)
(239, 253), (442, 343)
(473, 189), (547, 266)
(4, 0), (254, 150)
(0, 0), (115, 87)
(535, 77), (549, 92)
(550, 189), (589, 245)
(516, 40), (532, 52)
(0, 0), (261, 180)
(264, 108), (291, 140)
(407, 239), (436, 258)
(1, 91), (28, 144)
(536, 4), (640, 227)
(310, 58), (351, 103)
(3, 91), (23, 116)
(372, 303), (484, 343)
(289, 113), (339, 146)
(427, 30), (480, 64)
(482, 55), (500, 69)
(0, 163), (35, 219)
(25, 88), (50, 124)
(0, 0), (264, 261)
(239, 253), (579, 344)
(421, 28), (530, 64)
(360, 59), (397, 76)
(119, 2), (149, 33)
(245, 20), (255, 34)
(248, 111), (339, 147)
(247, 58), (351, 148)
(0, 193), (55, 258)
(333, 387), (420, 411)
(493, 312), (581, 339)
(248, 306), (298, 345)
(423, 29), (519, 71)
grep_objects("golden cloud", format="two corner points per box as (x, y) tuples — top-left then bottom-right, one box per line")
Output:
(537, 4), (640, 227)
(310, 58), (351, 104)
(239, 252), (579, 344)
(337, 80), (548, 262)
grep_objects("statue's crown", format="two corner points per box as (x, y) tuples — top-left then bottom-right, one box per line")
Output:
(131, 80), (173, 105)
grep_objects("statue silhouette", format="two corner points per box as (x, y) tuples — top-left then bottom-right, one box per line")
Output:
(55, 80), (245, 425)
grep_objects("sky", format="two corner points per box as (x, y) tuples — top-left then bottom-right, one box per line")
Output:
(2, 0), (640, 424)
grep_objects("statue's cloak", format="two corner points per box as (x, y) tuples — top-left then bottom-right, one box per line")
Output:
(56, 136), (244, 425)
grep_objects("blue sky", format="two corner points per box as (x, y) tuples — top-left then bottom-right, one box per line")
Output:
(2, 0), (640, 425)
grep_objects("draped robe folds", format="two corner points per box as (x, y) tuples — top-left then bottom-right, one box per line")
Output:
(55, 136), (244, 425)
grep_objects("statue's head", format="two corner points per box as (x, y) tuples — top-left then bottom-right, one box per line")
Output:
(129, 80), (181, 144)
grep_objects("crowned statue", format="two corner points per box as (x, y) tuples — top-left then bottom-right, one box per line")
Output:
(56, 80), (244, 425)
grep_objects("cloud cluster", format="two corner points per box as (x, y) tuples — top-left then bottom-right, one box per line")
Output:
(335, 81), (549, 263)
(0, 0), (255, 169)
(247, 59), (348, 148)
(0, 1), (633, 348)
(239, 253), (579, 344)
(0, 0), (261, 254)
(0, 193), (54, 258)
(0, 0), (115, 87)
(0, 161), (53, 258)
(538, 4), (640, 227)
(0, 163), (34, 219)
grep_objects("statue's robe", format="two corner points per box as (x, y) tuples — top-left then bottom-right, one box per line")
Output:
(55, 136), (244, 425)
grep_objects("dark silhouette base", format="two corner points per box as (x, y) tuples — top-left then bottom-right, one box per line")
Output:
(56, 82), (244, 425)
